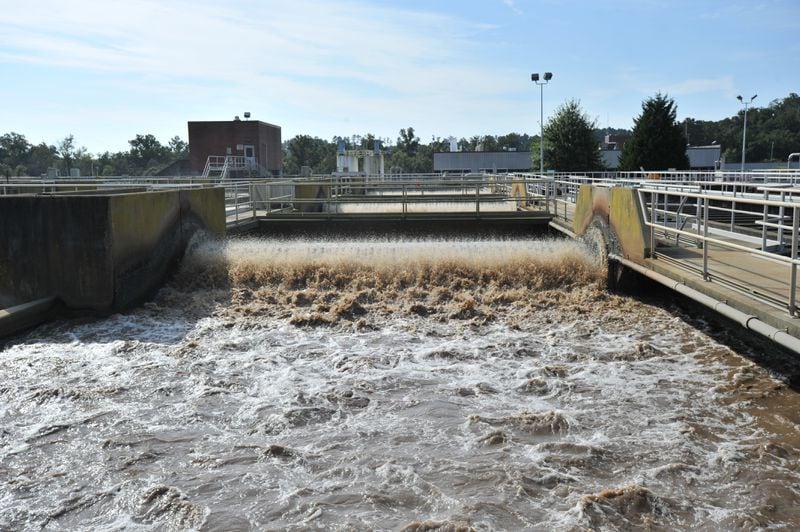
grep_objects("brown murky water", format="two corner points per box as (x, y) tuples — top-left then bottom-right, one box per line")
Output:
(1, 236), (799, 531)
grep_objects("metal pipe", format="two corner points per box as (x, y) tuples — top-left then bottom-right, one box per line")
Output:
(609, 253), (800, 355)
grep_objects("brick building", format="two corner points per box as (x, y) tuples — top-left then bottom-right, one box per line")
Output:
(188, 119), (282, 176)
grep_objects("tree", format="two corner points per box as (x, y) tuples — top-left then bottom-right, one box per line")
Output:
(429, 136), (449, 153)
(283, 135), (335, 174)
(168, 136), (189, 157)
(397, 127), (420, 156)
(27, 142), (58, 176)
(128, 134), (169, 174)
(479, 135), (498, 152)
(0, 132), (30, 169)
(619, 93), (689, 171)
(58, 134), (77, 175)
(534, 99), (603, 172)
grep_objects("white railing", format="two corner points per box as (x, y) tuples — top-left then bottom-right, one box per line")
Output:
(202, 156), (252, 179)
(637, 186), (800, 316)
(220, 174), (552, 223)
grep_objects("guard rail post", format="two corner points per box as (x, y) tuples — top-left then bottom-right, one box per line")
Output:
(779, 191), (786, 248)
(696, 195), (702, 247)
(702, 196), (710, 281)
(762, 189), (768, 251)
(649, 192), (656, 258)
(251, 183), (256, 220)
(791, 206), (799, 316)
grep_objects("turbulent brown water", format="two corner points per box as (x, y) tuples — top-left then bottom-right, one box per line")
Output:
(2, 236), (800, 531)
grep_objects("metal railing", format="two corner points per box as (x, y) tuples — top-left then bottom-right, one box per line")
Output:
(221, 174), (553, 225)
(637, 186), (800, 316)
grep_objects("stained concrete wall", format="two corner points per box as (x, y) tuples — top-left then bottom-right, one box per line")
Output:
(0, 187), (225, 317)
(572, 185), (651, 262)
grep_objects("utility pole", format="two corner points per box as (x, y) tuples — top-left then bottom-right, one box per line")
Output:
(737, 94), (757, 173)
(531, 72), (553, 175)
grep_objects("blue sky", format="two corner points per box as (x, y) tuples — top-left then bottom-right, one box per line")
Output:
(0, 0), (797, 153)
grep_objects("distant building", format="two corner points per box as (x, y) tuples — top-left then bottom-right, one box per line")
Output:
(602, 134), (630, 151)
(188, 118), (282, 176)
(433, 151), (533, 173)
(336, 140), (385, 176)
(436, 144), (723, 173)
(600, 145), (721, 171)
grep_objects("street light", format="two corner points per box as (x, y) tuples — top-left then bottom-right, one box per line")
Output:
(531, 71), (553, 175)
(737, 94), (757, 173)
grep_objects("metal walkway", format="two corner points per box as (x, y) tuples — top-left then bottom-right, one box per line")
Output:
(221, 175), (554, 230)
(542, 171), (800, 351)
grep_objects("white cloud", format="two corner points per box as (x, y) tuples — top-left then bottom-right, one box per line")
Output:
(0, 1), (505, 91)
(654, 76), (737, 98)
(503, 0), (523, 14)
(0, 0), (528, 142)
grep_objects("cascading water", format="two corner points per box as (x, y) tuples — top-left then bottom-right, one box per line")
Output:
(1, 236), (799, 530)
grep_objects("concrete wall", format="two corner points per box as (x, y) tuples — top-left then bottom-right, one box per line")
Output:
(572, 185), (651, 262)
(0, 187), (225, 316)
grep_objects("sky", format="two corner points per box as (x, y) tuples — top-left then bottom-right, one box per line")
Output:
(0, 0), (798, 153)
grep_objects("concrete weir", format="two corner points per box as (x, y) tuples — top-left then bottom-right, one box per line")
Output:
(561, 183), (800, 356)
(0, 187), (225, 337)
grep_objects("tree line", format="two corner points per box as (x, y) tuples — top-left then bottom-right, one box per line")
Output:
(283, 92), (800, 174)
(2, 93), (798, 176)
(282, 130), (534, 175)
(0, 133), (188, 178)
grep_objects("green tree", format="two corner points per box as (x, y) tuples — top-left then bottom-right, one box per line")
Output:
(26, 142), (58, 176)
(479, 135), (499, 152)
(429, 136), (449, 153)
(535, 99), (603, 172)
(619, 93), (689, 171)
(168, 136), (189, 157)
(397, 127), (420, 156)
(57, 134), (77, 175)
(497, 132), (530, 151)
(0, 132), (30, 169)
(529, 136), (541, 170)
(128, 134), (169, 174)
(283, 135), (335, 174)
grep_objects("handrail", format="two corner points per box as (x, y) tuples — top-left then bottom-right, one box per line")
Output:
(634, 185), (800, 316)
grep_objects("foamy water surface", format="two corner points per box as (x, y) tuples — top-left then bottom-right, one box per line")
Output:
(1, 237), (799, 531)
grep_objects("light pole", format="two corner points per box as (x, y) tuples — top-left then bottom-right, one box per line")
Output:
(737, 94), (757, 173)
(531, 72), (553, 175)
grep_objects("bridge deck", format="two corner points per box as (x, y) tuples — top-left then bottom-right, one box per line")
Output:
(547, 182), (800, 347)
(227, 208), (553, 230)
(643, 246), (800, 341)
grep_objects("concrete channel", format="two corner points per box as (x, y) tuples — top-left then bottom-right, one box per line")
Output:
(0, 186), (225, 337)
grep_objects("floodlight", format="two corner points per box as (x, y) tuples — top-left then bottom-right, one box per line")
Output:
(544, 72), (553, 81)
(531, 73), (539, 81)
